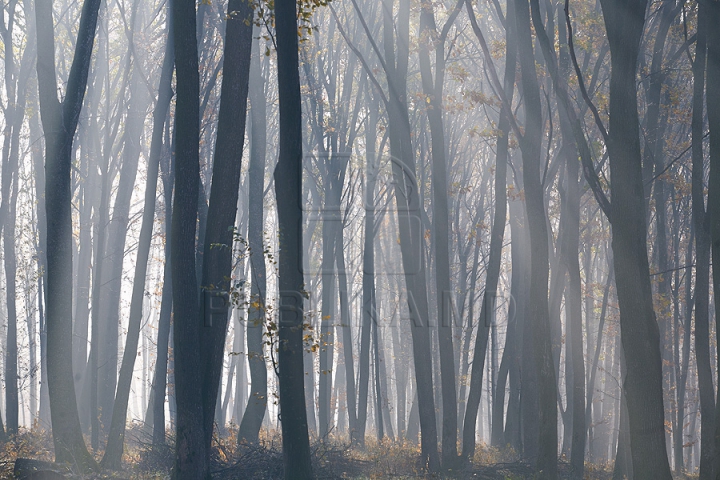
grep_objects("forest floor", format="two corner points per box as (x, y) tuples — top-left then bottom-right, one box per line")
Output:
(0, 426), (695, 479)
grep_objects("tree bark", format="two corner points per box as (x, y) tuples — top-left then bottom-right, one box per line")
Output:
(380, 0), (440, 468)
(198, 0), (253, 466)
(599, 0), (672, 475)
(462, 0), (514, 460)
(275, 0), (313, 477)
(691, 4), (714, 477)
(238, 40), (268, 445)
(34, 0), (102, 468)
(170, 0), (204, 474)
(513, 0), (557, 474)
(152, 121), (174, 446)
(417, 0), (463, 465)
(707, 1), (720, 478)
(101, 7), (175, 467)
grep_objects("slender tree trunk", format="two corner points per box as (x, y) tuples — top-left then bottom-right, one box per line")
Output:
(28, 74), (50, 430)
(417, 0), (463, 465)
(101, 6), (175, 466)
(152, 115), (174, 446)
(555, 11), (585, 475)
(381, 0), (440, 468)
(707, 1), (720, 478)
(336, 221), (357, 440)
(238, 41), (268, 445)
(692, 5), (714, 478)
(318, 165), (339, 440)
(357, 89), (378, 446)
(503, 195), (527, 453)
(462, 0), (515, 460)
(613, 347), (633, 480)
(98, 25), (148, 430)
(3, 138), (20, 435)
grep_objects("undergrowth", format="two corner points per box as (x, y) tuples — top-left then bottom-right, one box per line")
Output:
(0, 425), (697, 479)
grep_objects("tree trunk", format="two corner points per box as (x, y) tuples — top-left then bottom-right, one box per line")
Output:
(34, 0), (102, 468)
(356, 88), (378, 446)
(417, 0), (463, 465)
(556, 10), (585, 476)
(381, 0), (440, 468)
(691, 4), (714, 478)
(613, 348), (633, 480)
(152, 112), (174, 447)
(275, 0), (313, 477)
(97, 28), (148, 431)
(238, 41), (268, 445)
(198, 0), (253, 467)
(101, 7), (174, 467)
(462, 0), (514, 460)
(707, 1), (720, 478)
(599, 0), (672, 475)
(513, 0), (557, 474)
(170, 0), (204, 474)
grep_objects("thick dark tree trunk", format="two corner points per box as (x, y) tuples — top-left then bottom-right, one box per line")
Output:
(275, 0), (313, 477)
(599, 0), (672, 475)
(513, 0), (557, 474)
(198, 0), (253, 467)
(170, 0), (204, 474)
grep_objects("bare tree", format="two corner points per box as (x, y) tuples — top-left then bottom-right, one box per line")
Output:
(34, 0), (102, 469)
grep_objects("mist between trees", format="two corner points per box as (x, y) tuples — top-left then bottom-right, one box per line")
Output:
(0, 0), (718, 478)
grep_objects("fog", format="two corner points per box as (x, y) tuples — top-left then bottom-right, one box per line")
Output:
(0, 0), (715, 478)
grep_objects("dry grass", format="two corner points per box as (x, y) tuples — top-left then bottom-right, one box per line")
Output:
(0, 427), (697, 479)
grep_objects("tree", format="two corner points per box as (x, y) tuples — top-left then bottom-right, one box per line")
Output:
(34, 0), (102, 470)
(101, 3), (176, 467)
(599, 0), (673, 475)
(690, 2), (714, 477)
(512, 0), (557, 474)
(708, 0), (720, 475)
(463, 0), (515, 461)
(1, 0), (35, 436)
(198, 0), (253, 466)
(377, 0), (440, 467)
(275, 0), (313, 477)
(170, 0), (204, 474)
(417, 0), (463, 466)
(238, 36), (269, 445)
